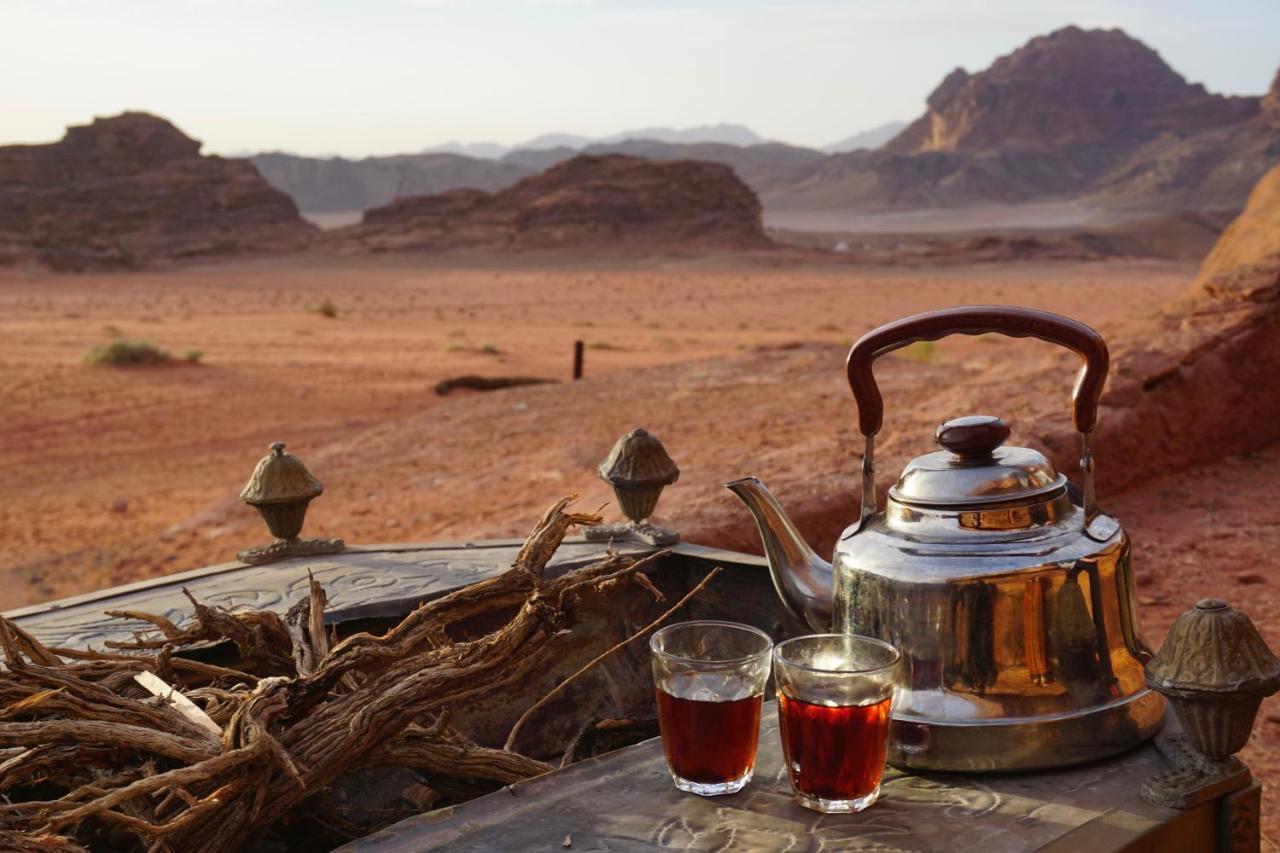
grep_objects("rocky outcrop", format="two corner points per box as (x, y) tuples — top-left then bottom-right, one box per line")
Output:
(1193, 165), (1280, 301)
(886, 27), (1256, 155)
(0, 113), (315, 270)
(340, 154), (770, 253)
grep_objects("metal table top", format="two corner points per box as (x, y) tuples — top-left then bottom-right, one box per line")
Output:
(4, 538), (668, 649)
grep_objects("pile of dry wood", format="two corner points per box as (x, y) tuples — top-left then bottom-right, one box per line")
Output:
(0, 500), (712, 852)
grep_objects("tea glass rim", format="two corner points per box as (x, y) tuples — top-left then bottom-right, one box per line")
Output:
(773, 633), (900, 676)
(650, 620), (774, 667)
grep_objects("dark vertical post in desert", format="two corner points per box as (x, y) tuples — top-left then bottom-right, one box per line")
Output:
(573, 339), (584, 380)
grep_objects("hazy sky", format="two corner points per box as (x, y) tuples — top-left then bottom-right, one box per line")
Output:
(4, 0), (1278, 157)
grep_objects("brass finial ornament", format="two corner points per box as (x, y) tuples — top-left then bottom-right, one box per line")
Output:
(1141, 598), (1280, 808)
(236, 442), (345, 565)
(583, 428), (680, 546)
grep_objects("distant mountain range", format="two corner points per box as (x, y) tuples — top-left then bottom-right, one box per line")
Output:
(423, 123), (770, 158)
(252, 27), (1279, 220)
(822, 120), (909, 153)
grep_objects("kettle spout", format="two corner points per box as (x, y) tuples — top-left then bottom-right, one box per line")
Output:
(725, 477), (833, 631)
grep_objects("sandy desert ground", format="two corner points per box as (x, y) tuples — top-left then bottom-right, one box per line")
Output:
(2, 251), (1277, 844)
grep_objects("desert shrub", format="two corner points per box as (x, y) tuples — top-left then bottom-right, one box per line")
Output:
(586, 341), (622, 351)
(898, 340), (939, 363)
(84, 340), (170, 366)
(479, 343), (502, 355)
(184, 349), (204, 364)
(309, 299), (338, 319)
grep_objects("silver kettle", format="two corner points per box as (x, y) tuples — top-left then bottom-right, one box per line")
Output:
(728, 306), (1165, 771)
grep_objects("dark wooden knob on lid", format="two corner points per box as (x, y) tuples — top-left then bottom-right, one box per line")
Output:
(936, 415), (1011, 458)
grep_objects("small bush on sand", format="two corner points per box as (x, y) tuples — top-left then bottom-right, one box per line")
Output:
(85, 340), (170, 367)
(309, 299), (338, 319)
(898, 340), (940, 363)
(586, 341), (622, 351)
(479, 343), (502, 355)
(184, 349), (204, 364)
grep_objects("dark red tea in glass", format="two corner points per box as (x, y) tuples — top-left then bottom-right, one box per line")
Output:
(656, 690), (764, 786)
(778, 692), (891, 802)
(650, 621), (773, 796)
(773, 634), (899, 813)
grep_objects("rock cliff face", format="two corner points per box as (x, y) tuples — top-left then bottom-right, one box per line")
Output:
(886, 27), (1256, 155)
(341, 154), (770, 253)
(0, 113), (315, 269)
(1030, 164), (1280, 491)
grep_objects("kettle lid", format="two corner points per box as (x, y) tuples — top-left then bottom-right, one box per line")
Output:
(890, 415), (1066, 507)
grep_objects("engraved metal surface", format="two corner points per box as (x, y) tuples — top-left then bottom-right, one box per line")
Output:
(4, 539), (656, 650)
(583, 520), (679, 546)
(341, 705), (1188, 853)
(1143, 732), (1250, 810)
(236, 535), (346, 566)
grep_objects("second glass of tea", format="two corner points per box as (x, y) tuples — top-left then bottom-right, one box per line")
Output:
(650, 620), (773, 796)
(773, 634), (900, 813)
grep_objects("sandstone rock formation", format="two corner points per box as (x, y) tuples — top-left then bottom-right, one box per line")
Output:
(0, 112), (315, 270)
(886, 26), (1256, 155)
(340, 154), (770, 253)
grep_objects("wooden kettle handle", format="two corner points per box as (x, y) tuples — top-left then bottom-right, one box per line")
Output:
(845, 306), (1109, 437)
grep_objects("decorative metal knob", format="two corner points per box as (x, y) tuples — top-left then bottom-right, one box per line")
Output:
(236, 442), (345, 566)
(584, 428), (680, 546)
(1141, 598), (1279, 808)
(1147, 598), (1280, 758)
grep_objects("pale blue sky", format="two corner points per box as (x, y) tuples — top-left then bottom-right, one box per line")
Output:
(3, 0), (1277, 157)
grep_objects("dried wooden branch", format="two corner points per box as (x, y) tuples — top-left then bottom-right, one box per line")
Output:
(504, 564), (723, 751)
(0, 498), (715, 852)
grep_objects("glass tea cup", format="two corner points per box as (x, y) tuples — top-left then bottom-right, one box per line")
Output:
(650, 620), (773, 796)
(773, 634), (900, 813)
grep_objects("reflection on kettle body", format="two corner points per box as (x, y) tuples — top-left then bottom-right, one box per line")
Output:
(947, 582), (998, 693)
(1023, 577), (1052, 686)
(1053, 568), (1106, 705)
